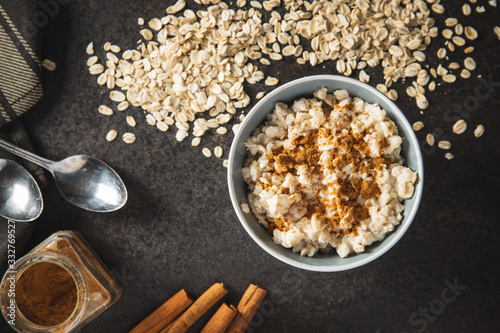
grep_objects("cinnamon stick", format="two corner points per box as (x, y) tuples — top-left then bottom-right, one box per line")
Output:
(163, 282), (228, 333)
(200, 303), (237, 333)
(226, 284), (267, 333)
(129, 289), (193, 333)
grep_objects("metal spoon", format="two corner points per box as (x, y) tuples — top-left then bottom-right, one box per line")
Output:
(0, 139), (127, 213)
(0, 159), (43, 222)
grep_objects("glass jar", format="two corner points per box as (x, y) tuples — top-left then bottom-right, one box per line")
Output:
(0, 230), (122, 332)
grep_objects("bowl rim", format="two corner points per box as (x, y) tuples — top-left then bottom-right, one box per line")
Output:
(227, 74), (424, 272)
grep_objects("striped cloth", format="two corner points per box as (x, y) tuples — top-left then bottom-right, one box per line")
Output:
(0, 1), (42, 124)
(0, 0), (46, 270)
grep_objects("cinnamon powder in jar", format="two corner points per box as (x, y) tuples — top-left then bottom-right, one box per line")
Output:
(16, 262), (77, 327)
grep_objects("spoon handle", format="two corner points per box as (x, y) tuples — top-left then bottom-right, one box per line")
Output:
(0, 138), (54, 170)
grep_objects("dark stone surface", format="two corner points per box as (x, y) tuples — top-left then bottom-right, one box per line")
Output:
(2, 1), (500, 332)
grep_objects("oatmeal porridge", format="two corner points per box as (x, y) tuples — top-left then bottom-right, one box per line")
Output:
(242, 88), (417, 258)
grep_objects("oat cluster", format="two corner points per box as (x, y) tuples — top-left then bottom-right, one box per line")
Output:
(84, 0), (495, 161)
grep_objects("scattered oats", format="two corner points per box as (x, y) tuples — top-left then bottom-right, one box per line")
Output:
(437, 48), (447, 59)
(126, 116), (136, 127)
(462, 4), (472, 15)
(476, 6), (485, 13)
(445, 153), (454, 160)
(447, 42), (456, 52)
(110, 90), (126, 102)
(455, 24), (464, 36)
(85, 0), (464, 152)
(448, 62), (460, 70)
(146, 114), (156, 126)
(430, 68), (437, 78)
(86, 56), (98, 67)
(442, 29), (453, 39)
(166, 0), (186, 14)
(376, 84), (388, 94)
(42, 59), (56, 71)
(139, 29), (153, 41)
(117, 101), (129, 111)
(489, 0), (497, 7)
(256, 91), (265, 99)
(97, 73), (107, 85)
(216, 127), (228, 135)
(417, 74), (430, 87)
(110, 45), (121, 53)
(453, 119), (467, 134)
(428, 81), (436, 91)
(416, 94), (429, 110)
(359, 70), (370, 83)
(426, 133), (435, 146)
(106, 129), (117, 142)
(240, 202), (250, 214)
(412, 121), (424, 132)
(148, 18), (162, 31)
(464, 57), (476, 71)
(86, 42), (94, 55)
(437, 64), (448, 76)
(445, 18), (458, 27)
(260, 58), (271, 65)
(156, 121), (169, 132)
(461, 69), (471, 79)
(464, 46), (475, 54)
(98, 105), (113, 116)
(464, 26), (478, 40)
(406, 86), (416, 97)
(175, 130), (188, 142)
(282, 45), (295, 57)
(250, 1), (262, 8)
(232, 124), (241, 135)
(223, 159), (229, 168)
(106, 75), (115, 90)
(214, 146), (223, 158)
(122, 132), (136, 144)
(137, 18), (144, 25)
(103, 42), (111, 51)
(431, 3), (445, 14)
(121, 50), (132, 60)
(452, 36), (466, 47)
(191, 137), (201, 147)
(89, 63), (104, 75)
(474, 124), (485, 138)
(407, 39), (422, 50)
(442, 74), (457, 83)
(387, 89), (398, 101)
(269, 53), (282, 61)
(265, 77), (279, 86)
(414, 51), (426, 62)
(106, 52), (119, 64)
(438, 141), (451, 150)
(202, 147), (212, 158)
(494, 26), (500, 40)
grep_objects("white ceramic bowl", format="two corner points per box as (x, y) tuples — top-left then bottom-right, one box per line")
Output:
(227, 75), (424, 272)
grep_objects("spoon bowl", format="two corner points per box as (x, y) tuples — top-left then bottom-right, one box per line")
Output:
(0, 139), (127, 213)
(0, 159), (43, 222)
(51, 155), (128, 212)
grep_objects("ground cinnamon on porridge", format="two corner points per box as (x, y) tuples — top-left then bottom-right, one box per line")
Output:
(242, 88), (417, 257)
